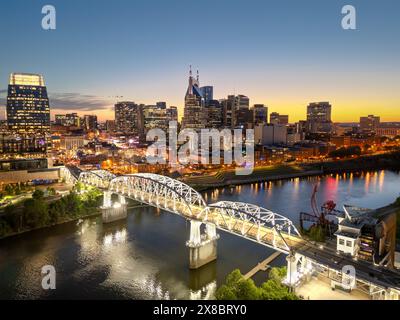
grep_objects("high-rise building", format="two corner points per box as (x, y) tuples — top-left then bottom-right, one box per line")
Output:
(270, 112), (289, 125)
(221, 94), (251, 129)
(143, 104), (168, 132)
(200, 86), (213, 105)
(306, 102), (332, 133)
(105, 120), (116, 133)
(115, 101), (144, 134)
(55, 113), (80, 127)
(166, 106), (178, 122)
(360, 115), (380, 132)
(205, 100), (223, 128)
(182, 67), (206, 130)
(6, 73), (50, 134)
(83, 115), (98, 131)
(253, 104), (268, 125)
(156, 102), (167, 110)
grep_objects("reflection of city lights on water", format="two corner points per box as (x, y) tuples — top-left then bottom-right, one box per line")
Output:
(103, 228), (127, 247)
(190, 281), (217, 300)
(137, 277), (171, 300)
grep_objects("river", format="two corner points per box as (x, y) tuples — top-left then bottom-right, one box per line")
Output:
(0, 170), (399, 299)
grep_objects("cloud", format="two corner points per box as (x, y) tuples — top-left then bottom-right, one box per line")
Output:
(0, 91), (114, 120)
(49, 92), (113, 111)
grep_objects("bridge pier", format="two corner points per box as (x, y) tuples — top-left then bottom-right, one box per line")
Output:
(187, 221), (219, 269)
(101, 191), (127, 224)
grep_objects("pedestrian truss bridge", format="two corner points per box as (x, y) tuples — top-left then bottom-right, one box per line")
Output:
(61, 167), (400, 299)
(72, 169), (301, 253)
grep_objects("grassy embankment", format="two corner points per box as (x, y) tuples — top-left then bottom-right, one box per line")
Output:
(0, 183), (103, 240)
(184, 151), (400, 191)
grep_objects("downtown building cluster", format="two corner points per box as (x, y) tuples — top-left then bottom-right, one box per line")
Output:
(1, 70), (400, 177)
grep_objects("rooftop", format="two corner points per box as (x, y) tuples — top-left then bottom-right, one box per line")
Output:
(9, 73), (45, 86)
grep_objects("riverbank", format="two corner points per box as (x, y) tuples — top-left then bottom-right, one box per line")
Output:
(0, 187), (103, 240)
(0, 210), (101, 240)
(183, 151), (400, 191)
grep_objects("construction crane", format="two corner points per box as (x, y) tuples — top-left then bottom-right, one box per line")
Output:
(299, 183), (343, 238)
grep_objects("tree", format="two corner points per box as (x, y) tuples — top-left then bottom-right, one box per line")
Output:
(216, 267), (299, 301)
(23, 198), (49, 228)
(32, 189), (45, 200)
(216, 269), (260, 300)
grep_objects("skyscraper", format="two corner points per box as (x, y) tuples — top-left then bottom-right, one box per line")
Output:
(115, 101), (144, 134)
(306, 102), (332, 133)
(205, 100), (223, 128)
(6, 73), (50, 134)
(83, 115), (98, 131)
(55, 113), (80, 127)
(182, 67), (206, 130)
(200, 86), (213, 105)
(166, 106), (178, 122)
(253, 104), (268, 125)
(143, 104), (168, 132)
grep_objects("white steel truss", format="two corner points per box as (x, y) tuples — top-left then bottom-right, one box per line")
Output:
(108, 173), (207, 218)
(204, 201), (301, 253)
(78, 170), (116, 188)
(76, 170), (300, 252)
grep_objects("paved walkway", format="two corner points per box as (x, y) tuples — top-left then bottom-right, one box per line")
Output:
(296, 277), (370, 300)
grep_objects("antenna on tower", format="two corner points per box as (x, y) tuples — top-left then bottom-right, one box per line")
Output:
(189, 65), (192, 77)
(196, 69), (199, 82)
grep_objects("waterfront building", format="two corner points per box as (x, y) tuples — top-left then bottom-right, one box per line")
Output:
(6, 73), (50, 135)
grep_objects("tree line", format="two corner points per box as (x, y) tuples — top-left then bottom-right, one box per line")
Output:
(216, 267), (299, 300)
(0, 185), (102, 238)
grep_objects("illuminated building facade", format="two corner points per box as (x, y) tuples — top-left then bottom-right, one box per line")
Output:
(55, 113), (81, 127)
(115, 101), (144, 134)
(182, 67), (206, 130)
(6, 73), (50, 134)
(270, 112), (289, 125)
(306, 102), (333, 134)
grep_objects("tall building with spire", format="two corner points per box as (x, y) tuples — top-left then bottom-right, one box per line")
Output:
(182, 66), (206, 130)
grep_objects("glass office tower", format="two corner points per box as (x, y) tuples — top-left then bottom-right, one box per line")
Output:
(6, 73), (51, 134)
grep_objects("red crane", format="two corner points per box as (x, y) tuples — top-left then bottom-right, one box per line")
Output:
(299, 183), (342, 237)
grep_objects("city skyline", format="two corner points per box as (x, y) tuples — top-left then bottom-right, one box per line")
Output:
(0, 0), (399, 122)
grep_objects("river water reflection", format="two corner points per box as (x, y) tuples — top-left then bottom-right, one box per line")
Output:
(0, 170), (399, 299)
